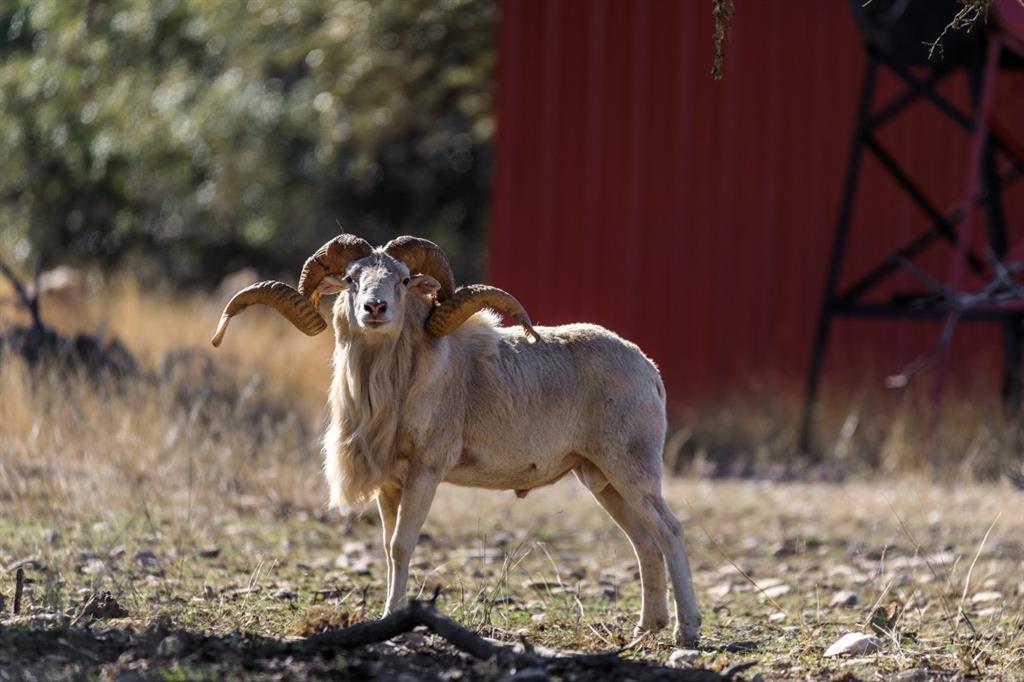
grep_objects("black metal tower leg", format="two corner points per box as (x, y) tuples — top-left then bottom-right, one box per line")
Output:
(799, 55), (879, 455)
(968, 44), (1024, 416)
(981, 138), (1023, 412)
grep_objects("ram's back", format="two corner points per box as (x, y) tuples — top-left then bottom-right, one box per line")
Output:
(460, 322), (666, 467)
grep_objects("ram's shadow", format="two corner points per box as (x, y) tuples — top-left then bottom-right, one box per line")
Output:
(0, 617), (735, 681)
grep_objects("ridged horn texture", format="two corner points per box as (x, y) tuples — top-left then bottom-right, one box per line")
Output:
(426, 284), (541, 343)
(383, 236), (456, 300)
(297, 234), (374, 306)
(211, 280), (326, 347)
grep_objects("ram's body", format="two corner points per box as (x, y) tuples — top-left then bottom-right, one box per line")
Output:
(212, 236), (702, 646)
(325, 309), (664, 507)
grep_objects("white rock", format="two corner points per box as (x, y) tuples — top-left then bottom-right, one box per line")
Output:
(970, 591), (1003, 604)
(824, 632), (882, 657)
(81, 559), (107, 575)
(760, 583), (791, 600)
(667, 648), (700, 667)
(708, 582), (732, 599)
(830, 590), (859, 607)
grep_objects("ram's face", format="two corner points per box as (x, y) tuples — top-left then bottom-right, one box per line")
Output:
(324, 254), (438, 338)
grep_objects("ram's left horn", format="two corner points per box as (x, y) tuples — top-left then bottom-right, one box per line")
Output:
(426, 284), (540, 342)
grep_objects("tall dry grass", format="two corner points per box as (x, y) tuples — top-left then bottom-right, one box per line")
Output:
(670, 383), (1022, 482)
(0, 275), (337, 528)
(1, 273), (1021, 532)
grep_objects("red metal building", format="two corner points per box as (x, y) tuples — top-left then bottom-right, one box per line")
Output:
(489, 0), (1024, 411)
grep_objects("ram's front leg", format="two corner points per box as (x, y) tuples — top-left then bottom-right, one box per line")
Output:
(376, 487), (400, 606)
(383, 463), (444, 614)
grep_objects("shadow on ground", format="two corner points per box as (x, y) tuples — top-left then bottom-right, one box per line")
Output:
(0, 621), (732, 681)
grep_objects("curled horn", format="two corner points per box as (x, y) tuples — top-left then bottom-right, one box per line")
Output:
(297, 234), (374, 309)
(383, 236), (456, 301)
(211, 280), (326, 347)
(212, 233), (372, 348)
(427, 284), (540, 343)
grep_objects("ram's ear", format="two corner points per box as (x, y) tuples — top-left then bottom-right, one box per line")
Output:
(408, 274), (440, 298)
(317, 275), (346, 296)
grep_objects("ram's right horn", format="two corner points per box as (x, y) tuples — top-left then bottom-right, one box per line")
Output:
(211, 280), (327, 347)
(297, 234), (374, 309)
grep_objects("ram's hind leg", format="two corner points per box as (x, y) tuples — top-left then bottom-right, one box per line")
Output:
(593, 450), (702, 646)
(580, 471), (670, 633)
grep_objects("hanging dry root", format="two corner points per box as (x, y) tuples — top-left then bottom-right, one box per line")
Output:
(712, 0), (734, 81)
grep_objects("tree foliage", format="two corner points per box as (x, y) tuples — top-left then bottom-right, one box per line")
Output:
(0, 0), (494, 285)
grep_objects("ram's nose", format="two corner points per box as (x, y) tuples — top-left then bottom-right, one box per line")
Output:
(363, 299), (388, 318)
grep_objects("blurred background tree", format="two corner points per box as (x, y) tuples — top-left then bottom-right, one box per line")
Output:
(0, 0), (494, 287)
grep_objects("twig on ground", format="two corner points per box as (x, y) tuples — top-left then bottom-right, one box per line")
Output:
(958, 513), (1001, 625)
(13, 568), (24, 615)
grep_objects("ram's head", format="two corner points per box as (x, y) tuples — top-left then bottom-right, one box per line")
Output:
(211, 234), (539, 347)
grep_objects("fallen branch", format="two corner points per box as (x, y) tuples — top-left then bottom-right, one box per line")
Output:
(293, 599), (731, 680)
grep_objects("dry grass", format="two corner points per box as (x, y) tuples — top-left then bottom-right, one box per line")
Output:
(1, 276), (1023, 679)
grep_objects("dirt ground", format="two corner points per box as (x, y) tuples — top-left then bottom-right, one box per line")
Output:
(2, 477), (1021, 680)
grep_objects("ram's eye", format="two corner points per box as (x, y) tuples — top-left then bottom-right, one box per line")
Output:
(402, 277), (410, 286)
(344, 276), (354, 285)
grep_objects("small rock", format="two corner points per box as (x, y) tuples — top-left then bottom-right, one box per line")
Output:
(724, 640), (759, 653)
(79, 591), (128, 620)
(768, 612), (786, 623)
(970, 591), (1003, 604)
(134, 550), (159, 568)
(760, 583), (791, 600)
(341, 541), (368, 555)
(824, 632), (882, 657)
(196, 547), (220, 559)
(272, 588), (297, 600)
(459, 547), (505, 562)
(709, 582), (733, 599)
(896, 669), (930, 682)
(667, 649), (700, 667)
(523, 580), (562, 591)
(6, 558), (44, 572)
(81, 559), (107, 575)
(334, 555), (372, 576)
(156, 633), (187, 658)
(113, 673), (150, 682)
(497, 667), (548, 682)
(830, 590), (859, 607)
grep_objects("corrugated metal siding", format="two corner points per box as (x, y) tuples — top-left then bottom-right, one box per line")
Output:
(491, 0), (1024, 408)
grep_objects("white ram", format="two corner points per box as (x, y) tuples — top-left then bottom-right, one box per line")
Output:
(212, 234), (702, 645)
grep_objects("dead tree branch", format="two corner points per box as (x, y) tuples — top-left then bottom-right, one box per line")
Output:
(0, 257), (43, 330)
(292, 599), (729, 680)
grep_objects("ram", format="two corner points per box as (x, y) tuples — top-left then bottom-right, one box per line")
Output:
(212, 234), (702, 645)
